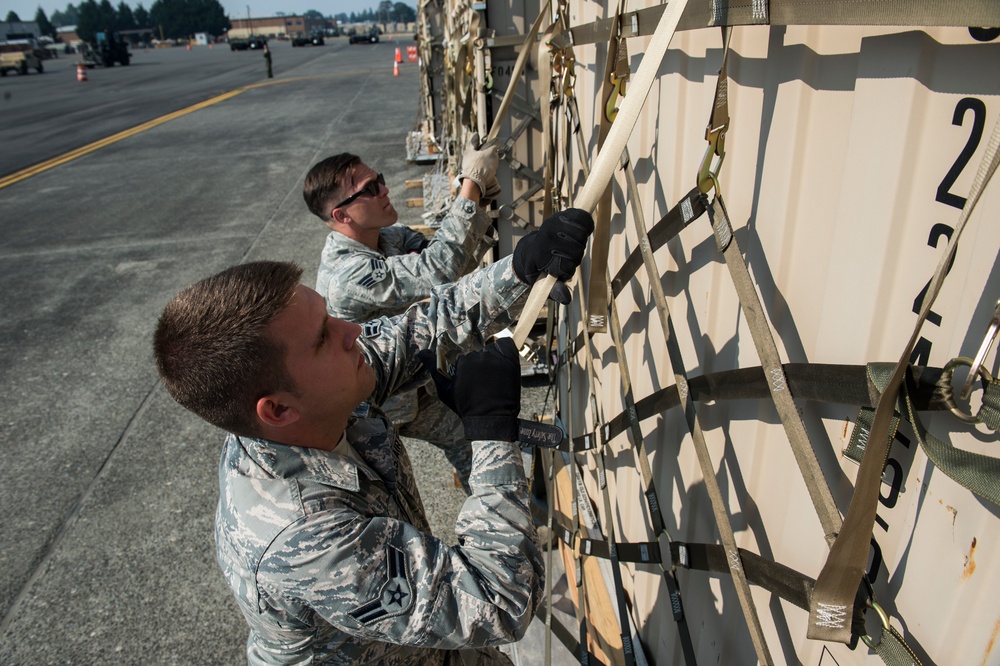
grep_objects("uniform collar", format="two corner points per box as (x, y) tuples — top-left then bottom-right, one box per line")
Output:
(232, 431), (380, 492)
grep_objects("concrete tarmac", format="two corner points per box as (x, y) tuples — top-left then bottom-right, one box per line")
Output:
(0, 38), (576, 664)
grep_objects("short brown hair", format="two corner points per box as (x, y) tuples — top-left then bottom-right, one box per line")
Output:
(303, 153), (360, 221)
(153, 261), (303, 437)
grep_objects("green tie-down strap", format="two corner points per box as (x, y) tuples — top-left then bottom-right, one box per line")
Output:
(980, 380), (1000, 431)
(873, 624), (923, 666)
(864, 362), (1000, 506)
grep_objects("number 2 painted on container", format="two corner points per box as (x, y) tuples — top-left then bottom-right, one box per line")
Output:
(910, 97), (987, 365)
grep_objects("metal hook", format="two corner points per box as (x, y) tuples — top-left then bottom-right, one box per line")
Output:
(940, 357), (993, 424)
(561, 56), (576, 97)
(697, 123), (727, 194)
(656, 528), (676, 574)
(604, 73), (627, 123)
(860, 599), (891, 649)
(962, 299), (1000, 401)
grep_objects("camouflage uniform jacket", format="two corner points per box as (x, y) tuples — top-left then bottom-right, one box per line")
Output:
(216, 258), (543, 665)
(315, 195), (495, 322)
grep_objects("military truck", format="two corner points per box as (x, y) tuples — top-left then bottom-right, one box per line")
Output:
(93, 30), (130, 66)
(0, 40), (45, 76)
(77, 43), (102, 68)
(292, 33), (324, 47)
(348, 27), (380, 44)
(229, 35), (267, 51)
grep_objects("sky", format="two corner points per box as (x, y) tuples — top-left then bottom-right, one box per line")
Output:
(2, 1), (384, 22)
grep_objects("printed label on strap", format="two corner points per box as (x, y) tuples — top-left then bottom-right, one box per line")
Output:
(844, 407), (901, 468)
(681, 196), (694, 223)
(712, 207), (733, 251)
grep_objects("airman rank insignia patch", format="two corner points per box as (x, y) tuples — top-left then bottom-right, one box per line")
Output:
(362, 321), (382, 338)
(349, 545), (413, 624)
(358, 258), (388, 288)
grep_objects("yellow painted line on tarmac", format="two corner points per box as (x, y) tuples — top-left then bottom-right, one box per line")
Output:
(0, 88), (244, 190)
(0, 69), (381, 190)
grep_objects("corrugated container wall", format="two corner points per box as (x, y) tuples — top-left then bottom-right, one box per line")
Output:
(417, 1), (1000, 664)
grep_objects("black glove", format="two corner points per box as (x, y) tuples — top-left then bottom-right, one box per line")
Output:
(417, 338), (521, 442)
(512, 208), (594, 298)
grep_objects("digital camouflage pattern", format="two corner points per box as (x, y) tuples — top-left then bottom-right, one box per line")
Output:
(216, 257), (543, 664)
(315, 195), (496, 491)
(315, 196), (495, 322)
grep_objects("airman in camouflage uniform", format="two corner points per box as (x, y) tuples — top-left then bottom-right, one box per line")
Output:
(306, 147), (501, 492)
(152, 209), (593, 664)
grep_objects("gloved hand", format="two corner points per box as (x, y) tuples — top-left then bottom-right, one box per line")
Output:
(418, 338), (521, 442)
(513, 208), (594, 297)
(480, 175), (502, 207)
(458, 133), (499, 199)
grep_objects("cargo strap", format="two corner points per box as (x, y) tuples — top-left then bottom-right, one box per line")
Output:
(706, 195), (843, 541)
(563, 140), (677, 664)
(612, 188), (708, 294)
(585, 0), (629, 334)
(553, 224), (687, 663)
(603, 289), (701, 665)
(619, 146), (769, 663)
(535, 604), (584, 666)
(810, 112), (1000, 643)
(539, 3), (579, 220)
(548, 1), (1000, 50)
(697, 21), (843, 543)
(542, 336), (558, 666)
(484, 0), (552, 143)
(540, 303), (559, 666)
(866, 362), (1000, 505)
(538, 19), (557, 222)
(562, 314), (609, 666)
(551, 21), (641, 660)
(565, 278), (641, 666)
(697, 26), (731, 195)
(545, 509), (922, 666)
(512, 0), (690, 348)
(472, 19), (490, 139)
(549, 186), (709, 377)
(555, 362), (952, 455)
(553, 0), (583, 227)
(671, 541), (921, 665)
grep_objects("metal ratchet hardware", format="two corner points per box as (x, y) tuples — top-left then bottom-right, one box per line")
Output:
(698, 120), (727, 194)
(961, 299), (1000, 401)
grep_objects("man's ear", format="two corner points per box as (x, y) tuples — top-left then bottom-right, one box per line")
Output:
(256, 393), (301, 428)
(330, 206), (352, 227)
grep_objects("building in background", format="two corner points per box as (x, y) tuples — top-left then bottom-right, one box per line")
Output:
(0, 21), (40, 41)
(225, 15), (332, 40)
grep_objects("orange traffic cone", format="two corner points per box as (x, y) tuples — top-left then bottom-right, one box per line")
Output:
(395, 47), (402, 63)
(393, 59), (399, 76)
(76, 63), (87, 82)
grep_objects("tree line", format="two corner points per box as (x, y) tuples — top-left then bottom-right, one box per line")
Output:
(7, 0), (226, 42)
(335, 2), (417, 24)
(5, 1), (415, 43)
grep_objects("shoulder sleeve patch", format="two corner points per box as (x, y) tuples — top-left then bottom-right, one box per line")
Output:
(357, 258), (389, 288)
(348, 545), (413, 624)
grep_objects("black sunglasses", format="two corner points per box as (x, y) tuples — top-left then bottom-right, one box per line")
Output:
(333, 173), (385, 210)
